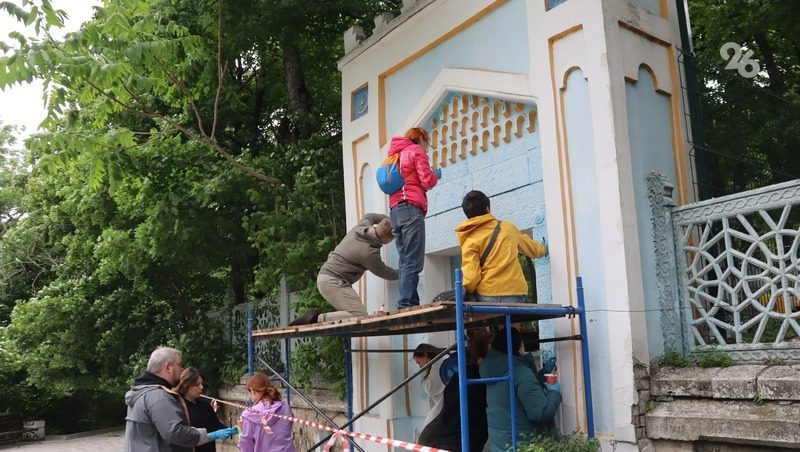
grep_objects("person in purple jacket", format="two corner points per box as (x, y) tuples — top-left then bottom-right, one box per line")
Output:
(238, 372), (296, 452)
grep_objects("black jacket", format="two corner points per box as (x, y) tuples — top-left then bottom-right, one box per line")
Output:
(430, 364), (488, 452)
(186, 398), (226, 452)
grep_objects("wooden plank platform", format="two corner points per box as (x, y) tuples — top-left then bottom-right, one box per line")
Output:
(252, 301), (569, 340)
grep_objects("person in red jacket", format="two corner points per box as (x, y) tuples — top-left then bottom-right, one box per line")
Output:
(388, 127), (441, 308)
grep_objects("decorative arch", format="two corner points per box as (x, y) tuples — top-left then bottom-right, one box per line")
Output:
(625, 63), (670, 96)
(560, 65), (586, 90)
(422, 92), (539, 168)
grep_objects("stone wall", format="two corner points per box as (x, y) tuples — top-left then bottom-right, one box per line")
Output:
(216, 374), (346, 452)
(645, 364), (800, 450)
(632, 361), (653, 451)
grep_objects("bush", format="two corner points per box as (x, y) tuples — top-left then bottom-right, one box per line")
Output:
(517, 432), (601, 452)
(290, 337), (346, 399)
(660, 349), (694, 367)
(696, 347), (734, 368)
(37, 391), (125, 434)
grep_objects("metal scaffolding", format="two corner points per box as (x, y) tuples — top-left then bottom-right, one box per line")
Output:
(249, 269), (595, 451)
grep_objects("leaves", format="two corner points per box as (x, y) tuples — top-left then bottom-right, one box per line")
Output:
(688, 0), (800, 197)
(0, 0), (390, 429)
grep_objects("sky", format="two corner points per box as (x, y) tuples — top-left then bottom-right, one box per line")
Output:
(0, 1), (101, 142)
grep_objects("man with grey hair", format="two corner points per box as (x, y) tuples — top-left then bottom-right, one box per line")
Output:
(124, 347), (237, 452)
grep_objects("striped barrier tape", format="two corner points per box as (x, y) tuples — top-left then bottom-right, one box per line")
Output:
(200, 395), (450, 452)
(323, 429), (350, 452)
(264, 412), (450, 452)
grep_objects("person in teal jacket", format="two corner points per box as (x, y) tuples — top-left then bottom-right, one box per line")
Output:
(479, 328), (562, 451)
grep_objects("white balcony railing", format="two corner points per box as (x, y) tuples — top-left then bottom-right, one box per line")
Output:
(671, 179), (800, 360)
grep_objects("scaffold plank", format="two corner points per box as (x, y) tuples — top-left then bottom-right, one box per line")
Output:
(252, 301), (568, 339)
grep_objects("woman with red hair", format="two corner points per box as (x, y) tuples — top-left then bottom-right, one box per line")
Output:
(387, 126), (441, 308)
(238, 372), (296, 452)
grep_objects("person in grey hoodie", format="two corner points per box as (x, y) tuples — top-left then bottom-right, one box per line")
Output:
(124, 347), (237, 452)
(289, 213), (398, 325)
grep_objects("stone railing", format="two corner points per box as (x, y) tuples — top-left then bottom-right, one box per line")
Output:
(660, 177), (800, 361)
(226, 281), (304, 372)
(228, 297), (284, 370)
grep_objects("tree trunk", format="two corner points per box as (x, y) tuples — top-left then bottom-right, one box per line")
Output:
(282, 38), (312, 139)
(753, 32), (785, 96)
(230, 256), (247, 306)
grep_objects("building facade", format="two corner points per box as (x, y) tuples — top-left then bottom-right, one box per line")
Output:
(338, 0), (691, 449)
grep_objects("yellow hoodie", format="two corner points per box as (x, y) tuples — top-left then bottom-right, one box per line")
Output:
(454, 213), (547, 297)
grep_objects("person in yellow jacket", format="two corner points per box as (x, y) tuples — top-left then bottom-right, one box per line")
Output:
(455, 190), (547, 302)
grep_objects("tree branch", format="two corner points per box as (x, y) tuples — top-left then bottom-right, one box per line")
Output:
(752, 32), (785, 96)
(171, 122), (282, 184)
(82, 78), (282, 185)
(158, 62), (209, 137)
(211, 0), (226, 139)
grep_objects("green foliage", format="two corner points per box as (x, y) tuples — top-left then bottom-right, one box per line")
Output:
(0, 0), (389, 433)
(517, 432), (601, 452)
(659, 350), (694, 368)
(0, 122), (26, 324)
(172, 315), (234, 393)
(219, 351), (248, 387)
(282, 287), (344, 398)
(696, 347), (734, 368)
(764, 357), (786, 366)
(658, 348), (734, 368)
(0, 328), (35, 415)
(246, 137), (345, 294)
(290, 337), (346, 400)
(742, 318), (798, 344)
(687, 0), (800, 197)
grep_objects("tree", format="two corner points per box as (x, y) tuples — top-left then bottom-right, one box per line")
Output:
(0, 121), (26, 324)
(0, 0), (283, 184)
(687, 0), (800, 197)
(0, 0), (395, 431)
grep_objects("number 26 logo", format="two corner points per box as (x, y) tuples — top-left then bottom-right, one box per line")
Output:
(720, 42), (761, 79)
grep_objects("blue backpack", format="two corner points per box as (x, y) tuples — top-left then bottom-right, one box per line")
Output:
(376, 153), (404, 195)
(439, 353), (459, 385)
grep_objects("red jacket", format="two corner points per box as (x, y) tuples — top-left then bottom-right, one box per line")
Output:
(388, 136), (439, 214)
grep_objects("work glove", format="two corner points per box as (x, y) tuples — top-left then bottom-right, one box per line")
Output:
(542, 356), (557, 374)
(433, 168), (442, 179)
(208, 426), (238, 441)
(544, 381), (561, 393)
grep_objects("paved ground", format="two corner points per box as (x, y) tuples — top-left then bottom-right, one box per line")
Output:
(0, 431), (241, 452)
(0, 429), (124, 452)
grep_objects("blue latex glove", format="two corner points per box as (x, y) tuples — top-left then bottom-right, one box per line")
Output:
(545, 381), (561, 393)
(208, 426), (238, 441)
(433, 168), (442, 179)
(542, 356), (557, 374)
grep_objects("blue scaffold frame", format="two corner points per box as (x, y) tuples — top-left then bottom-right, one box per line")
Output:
(248, 270), (595, 452)
(452, 269), (595, 452)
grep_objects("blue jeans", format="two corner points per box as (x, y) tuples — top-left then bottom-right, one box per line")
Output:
(476, 294), (526, 303)
(390, 202), (425, 308)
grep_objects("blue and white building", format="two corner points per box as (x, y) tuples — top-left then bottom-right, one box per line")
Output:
(337, 0), (695, 450)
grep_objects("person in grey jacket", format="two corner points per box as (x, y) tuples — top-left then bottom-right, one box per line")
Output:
(289, 213), (398, 325)
(124, 347), (237, 452)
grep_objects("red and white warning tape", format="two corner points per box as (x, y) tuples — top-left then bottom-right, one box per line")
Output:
(264, 412), (449, 452)
(202, 395), (248, 411)
(200, 395), (450, 452)
(323, 429), (350, 452)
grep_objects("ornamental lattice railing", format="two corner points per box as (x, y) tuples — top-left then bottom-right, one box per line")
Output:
(671, 179), (800, 360)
